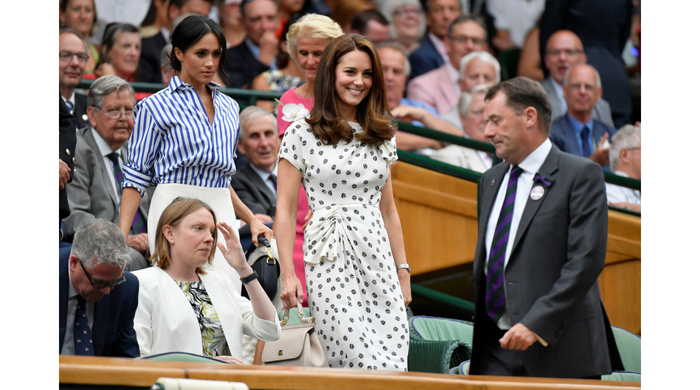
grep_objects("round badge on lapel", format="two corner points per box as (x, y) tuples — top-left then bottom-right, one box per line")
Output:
(530, 185), (544, 200)
(82, 114), (88, 121)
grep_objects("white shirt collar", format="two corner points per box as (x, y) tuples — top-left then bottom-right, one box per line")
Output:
(91, 127), (119, 157)
(518, 138), (552, 175)
(249, 161), (278, 179)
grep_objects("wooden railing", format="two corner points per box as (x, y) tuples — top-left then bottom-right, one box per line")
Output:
(59, 355), (640, 389)
(391, 161), (642, 334)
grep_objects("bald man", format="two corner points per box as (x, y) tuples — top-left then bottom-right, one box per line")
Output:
(540, 30), (614, 128)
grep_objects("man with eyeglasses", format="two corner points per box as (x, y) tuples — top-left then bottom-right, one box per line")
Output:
(540, 30), (614, 128)
(59, 28), (91, 130)
(407, 15), (488, 122)
(549, 64), (616, 170)
(606, 125), (641, 212)
(65, 75), (153, 271)
(60, 218), (140, 357)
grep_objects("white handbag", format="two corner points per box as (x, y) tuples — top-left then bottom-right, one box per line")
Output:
(261, 303), (329, 367)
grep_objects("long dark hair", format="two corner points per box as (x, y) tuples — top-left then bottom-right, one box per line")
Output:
(170, 15), (228, 84)
(306, 34), (394, 146)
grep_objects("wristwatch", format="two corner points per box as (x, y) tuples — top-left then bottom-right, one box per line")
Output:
(396, 264), (411, 274)
(240, 270), (259, 284)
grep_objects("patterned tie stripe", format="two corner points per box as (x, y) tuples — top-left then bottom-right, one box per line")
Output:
(485, 166), (523, 323)
(269, 174), (277, 190)
(74, 296), (94, 356)
(107, 152), (146, 234)
(65, 100), (74, 115)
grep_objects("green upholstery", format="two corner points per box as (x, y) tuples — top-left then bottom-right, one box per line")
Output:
(408, 316), (473, 374)
(602, 371), (641, 382)
(141, 352), (225, 364)
(278, 306), (312, 325)
(612, 326), (641, 373)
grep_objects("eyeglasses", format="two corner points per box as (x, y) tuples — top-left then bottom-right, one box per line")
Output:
(627, 147), (641, 152)
(566, 82), (598, 92)
(449, 35), (487, 46)
(60, 50), (90, 64)
(95, 106), (135, 119)
(79, 260), (126, 289)
(545, 49), (584, 57)
(393, 7), (421, 17)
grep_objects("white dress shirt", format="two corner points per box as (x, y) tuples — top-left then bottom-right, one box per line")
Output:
(606, 171), (641, 204)
(92, 128), (122, 200)
(249, 162), (278, 196)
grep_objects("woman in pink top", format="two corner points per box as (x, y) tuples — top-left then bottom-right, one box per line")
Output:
(275, 14), (343, 307)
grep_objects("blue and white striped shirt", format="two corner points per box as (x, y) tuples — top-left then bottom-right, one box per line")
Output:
(123, 76), (240, 196)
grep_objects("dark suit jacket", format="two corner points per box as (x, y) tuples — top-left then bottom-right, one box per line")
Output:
(224, 41), (269, 95)
(549, 115), (616, 170)
(408, 36), (444, 81)
(64, 127), (151, 238)
(470, 145), (621, 378)
(74, 93), (90, 130)
(138, 33), (167, 84)
(540, 78), (614, 128)
(230, 163), (276, 217)
(59, 247), (140, 357)
(60, 93), (77, 221)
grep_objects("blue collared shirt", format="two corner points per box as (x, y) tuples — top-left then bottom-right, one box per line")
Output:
(123, 75), (240, 196)
(566, 114), (595, 157)
(244, 38), (277, 70)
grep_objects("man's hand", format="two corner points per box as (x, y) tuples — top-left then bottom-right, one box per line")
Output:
(258, 31), (279, 67)
(59, 159), (71, 189)
(126, 233), (149, 256)
(589, 133), (610, 167)
(499, 323), (538, 351)
(391, 105), (428, 124)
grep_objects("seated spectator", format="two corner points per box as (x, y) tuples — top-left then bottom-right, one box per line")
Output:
(59, 218), (140, 357)
(65, 75), (152, 271)
(218, 0), (246, 48)
(541, 30), (614, 127)
(133, 197), (281, 361)
(224, 0), (280, 94)
(407, 0), (462, 80)
(60, 93), (78, 248)
(458, 51), (500, 94)
(606, 125), (641, 212)
(160, 43), (177, 88)
(252, 16), (305, 114)
(430, 84), (493, 172)
(60, 0), (99, 74)
(60, 28), (91, 130)
(549, 64), (616, 170)
(138, 0), (170, 39)
(378, 0), (425, 55)
(230, 107), (280, 244)
(349, 9), (391, 47)
(377, 43), (463, 155)
(485, 0), (544, 50)
(138, 0), (213, 84)
(407, 15), (488, 115)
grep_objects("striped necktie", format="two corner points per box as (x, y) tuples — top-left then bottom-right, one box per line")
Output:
(269, 174), (277, 191)
(106, 152), (146, 234)
(65, 100), (74, 115)
(73, 296), (94, 356)
(485, 165), (523, 323)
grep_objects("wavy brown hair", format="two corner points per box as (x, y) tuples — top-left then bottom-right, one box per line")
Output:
(151, 197), (218, 274)
(306, 34), (395, 146)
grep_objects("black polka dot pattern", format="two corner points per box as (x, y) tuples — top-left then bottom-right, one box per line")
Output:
(278, 121), (407, 371)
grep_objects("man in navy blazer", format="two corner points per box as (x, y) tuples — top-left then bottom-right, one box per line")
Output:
(470, 77), (621, 378)
(549, 64), (616, 170)
(59, 219), (139, 358)
(408, 0), (462, 80)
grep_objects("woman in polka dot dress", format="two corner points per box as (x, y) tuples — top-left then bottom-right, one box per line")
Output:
(276, 34), (412, 371)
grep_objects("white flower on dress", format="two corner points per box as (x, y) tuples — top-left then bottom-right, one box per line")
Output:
(281, 103), (310, 122)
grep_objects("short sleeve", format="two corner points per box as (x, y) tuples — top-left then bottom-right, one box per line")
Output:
(278, 120), (307, 174)
(378, 135), (398, 166)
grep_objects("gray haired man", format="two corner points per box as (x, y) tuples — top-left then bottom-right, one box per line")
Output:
(59, 219), (140, 357)
(606, 125), (641, 212)
(65, 75), (153, 270)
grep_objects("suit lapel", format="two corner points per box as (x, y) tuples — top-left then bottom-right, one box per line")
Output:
(92, 295), (109, 356)
(244, 164), (277, 203)
(84, 128), (120, 209)
(511, 148), (560, 255)
(59, 255), (69, 352)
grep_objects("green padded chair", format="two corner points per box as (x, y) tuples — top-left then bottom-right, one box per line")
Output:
(141, 351), (226, 364)
(612, 326), (641, 374)
(408, 315), (473, 374)
(602, 371), (641, 382)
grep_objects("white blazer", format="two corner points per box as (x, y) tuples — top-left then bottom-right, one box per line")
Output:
(133, 267), (281, 358)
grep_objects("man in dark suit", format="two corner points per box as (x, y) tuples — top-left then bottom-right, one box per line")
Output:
(59, 28), (90, 130)
(65, 76), (152, 270)
(138, 0), (213, 84)
(60, 219), (140, 358)
(470, 77), (621, 378)
(60, 92), (77, 247)
(549, 64), (616, 171)
(230, 106), (279, 244)
(408, 0), (462, 80)
(224, 0), (278, 95)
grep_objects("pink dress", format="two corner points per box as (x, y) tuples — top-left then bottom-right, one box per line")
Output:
(277, 88), (314, 306)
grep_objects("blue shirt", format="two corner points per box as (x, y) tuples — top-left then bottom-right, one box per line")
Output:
(123, 76), (240, 196)
(566, 114), (596, 157)
(400, 98), (441, 127)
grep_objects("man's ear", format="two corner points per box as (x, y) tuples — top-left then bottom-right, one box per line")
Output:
(87, 106), (98, 128)
(237, 140), (247, 155)
(524, 106), (538, 129)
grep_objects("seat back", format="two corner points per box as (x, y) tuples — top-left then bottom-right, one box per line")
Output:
(602, 371), (641, 382)
(410, 315), (474, 345)
(611, 326), (641, 373)
(141, 351), (225, 364)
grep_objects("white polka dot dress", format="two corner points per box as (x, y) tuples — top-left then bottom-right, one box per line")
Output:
(279, 120), (409, 371)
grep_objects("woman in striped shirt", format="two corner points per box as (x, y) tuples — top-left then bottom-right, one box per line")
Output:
(119, 15), (272, 290)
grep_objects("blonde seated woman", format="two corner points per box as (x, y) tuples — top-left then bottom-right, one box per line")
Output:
(133, 197), (280, 363)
